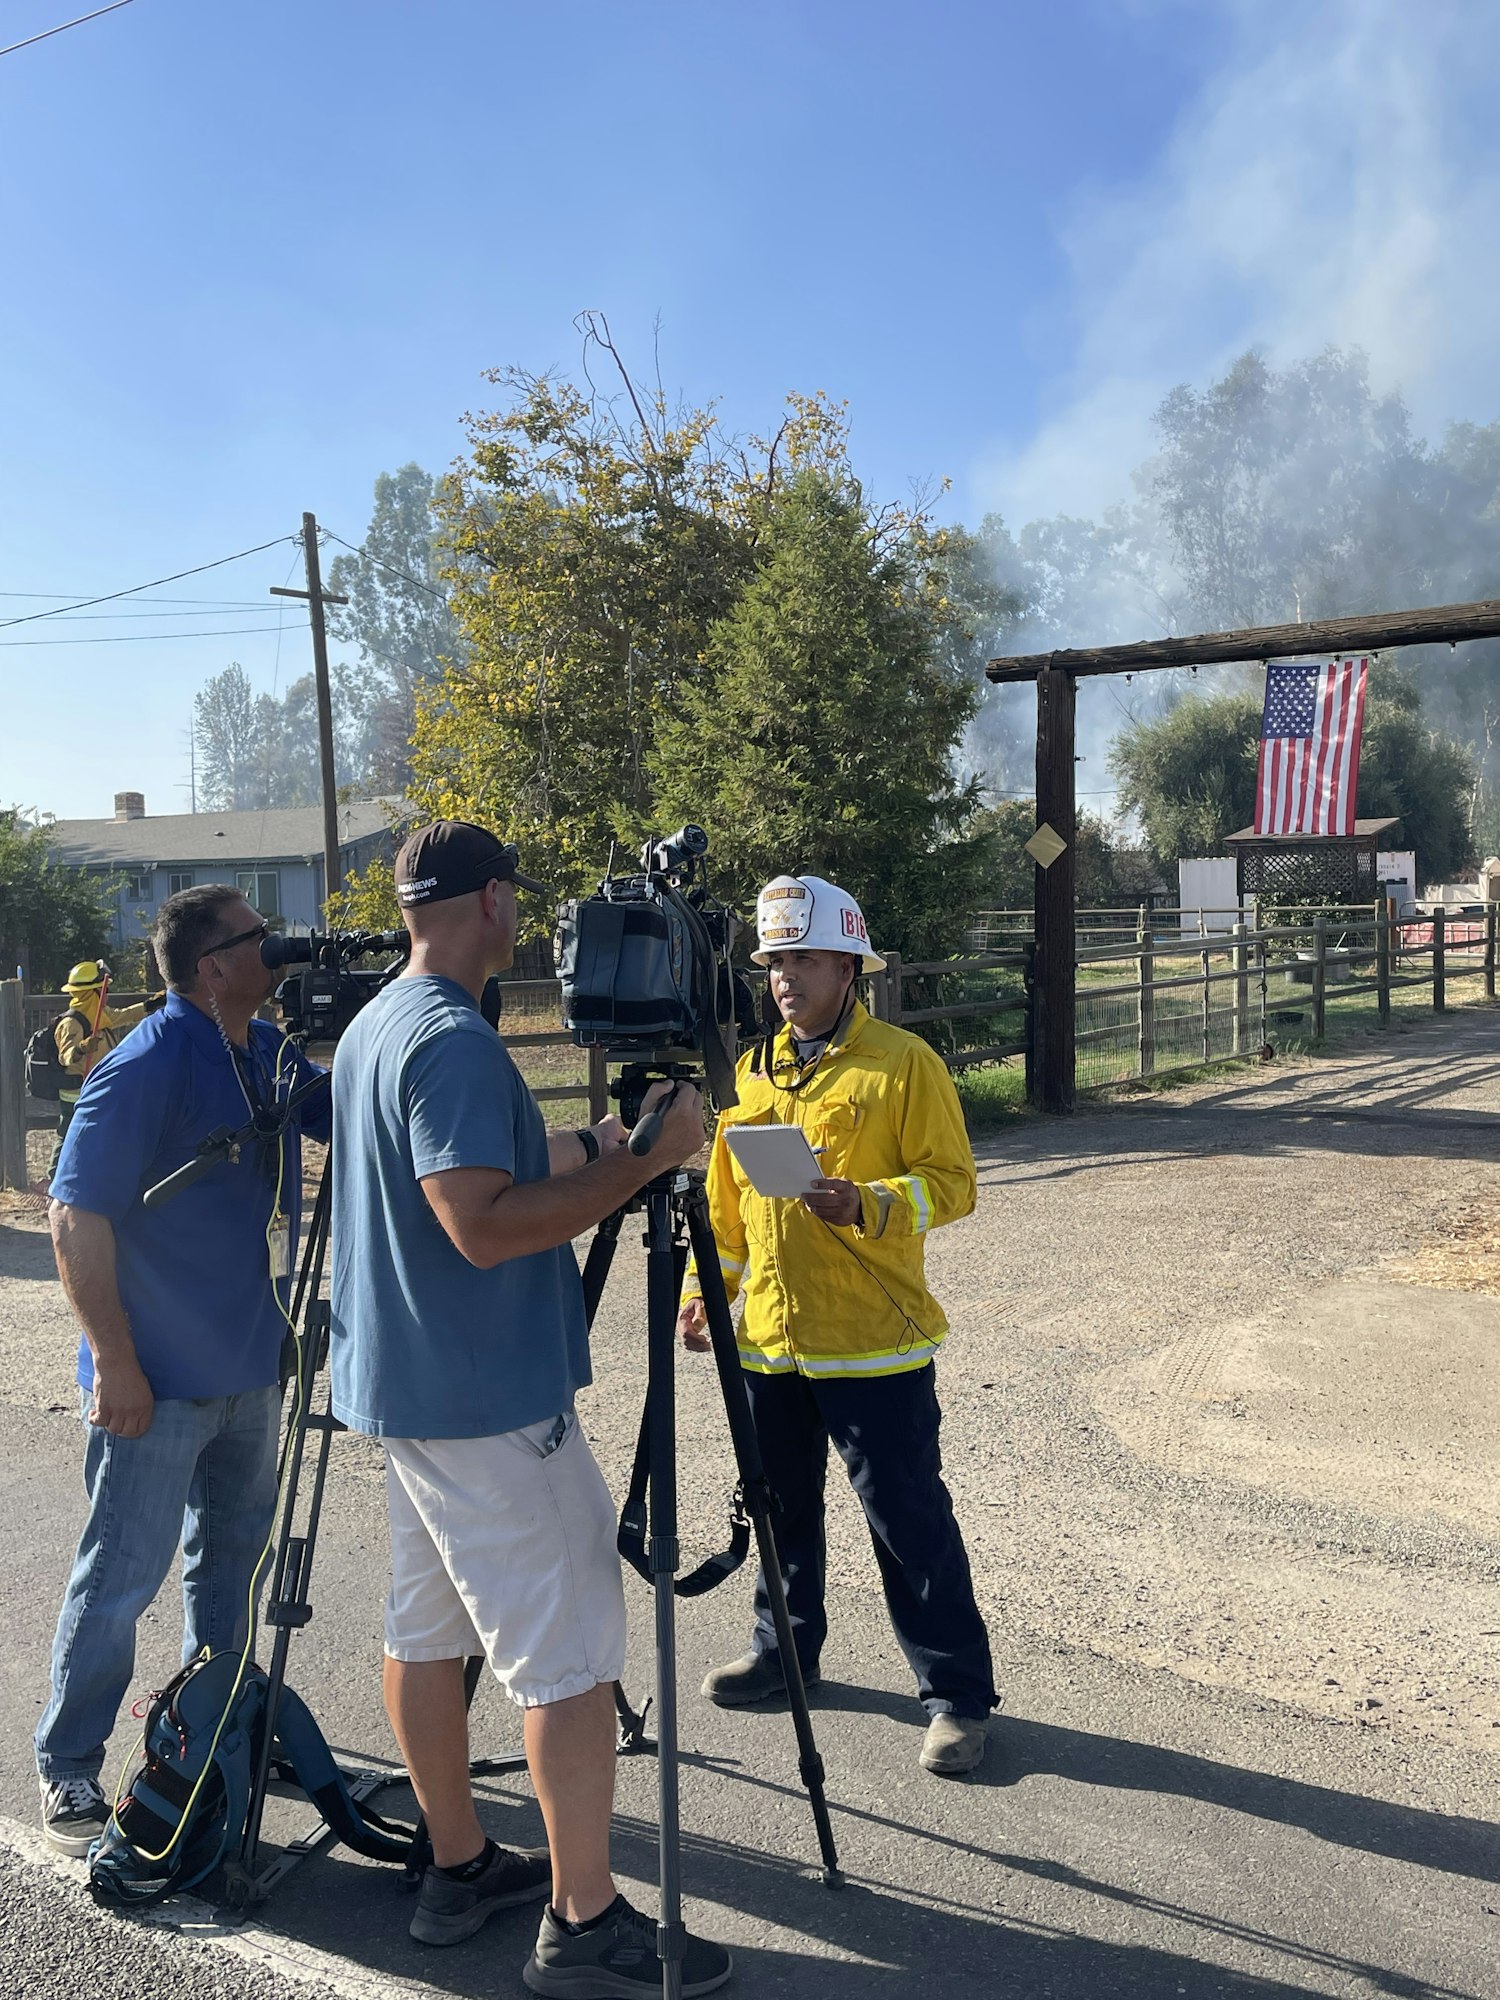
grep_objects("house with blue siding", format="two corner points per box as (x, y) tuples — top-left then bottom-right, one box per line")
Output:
(47, 792), (402, 950)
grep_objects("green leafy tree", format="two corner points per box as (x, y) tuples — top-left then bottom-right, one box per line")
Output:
(403, 323), (882, 910)
(327, 464), (465, 793)
(194, 663), (261, 810)
(0, 812), (114, 987)
(1111, 662), (1475, 884)
(652, 471), (988, 962)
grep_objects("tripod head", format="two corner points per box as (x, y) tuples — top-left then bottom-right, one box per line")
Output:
(614, 1060), (703, 1158)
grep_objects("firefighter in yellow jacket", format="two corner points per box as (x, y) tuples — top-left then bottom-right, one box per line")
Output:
(678, 875), (996, 1776)
(49, 962), (156, 1177)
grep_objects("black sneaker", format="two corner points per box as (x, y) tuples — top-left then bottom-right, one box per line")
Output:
(524, 1896), (732, 1996)
(409, 1842), (553, 1945)
(40, 1775), (108, 1858)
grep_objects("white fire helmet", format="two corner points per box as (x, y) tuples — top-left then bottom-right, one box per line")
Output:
(752, 875), (886, 973)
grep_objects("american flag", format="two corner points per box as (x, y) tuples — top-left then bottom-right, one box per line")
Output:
(1255, 657), (1369, 836)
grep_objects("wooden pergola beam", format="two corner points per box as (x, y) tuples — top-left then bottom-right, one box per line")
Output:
(987, 596), (1500, 683)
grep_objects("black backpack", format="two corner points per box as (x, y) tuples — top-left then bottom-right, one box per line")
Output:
(88, 1648), (415, 1907)
(24, 1009), (86, 1102)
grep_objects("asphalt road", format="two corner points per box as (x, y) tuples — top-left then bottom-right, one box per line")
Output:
(1, 1008), (1497, 1997)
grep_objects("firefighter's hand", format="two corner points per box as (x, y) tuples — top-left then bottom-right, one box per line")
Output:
(677, 1298), (710, 1351)
(802, 1176), (861, 1226)
(89, 1358), (154, 1438)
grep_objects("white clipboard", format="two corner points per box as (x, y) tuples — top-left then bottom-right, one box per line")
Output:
(723, 1123), (823, 1198)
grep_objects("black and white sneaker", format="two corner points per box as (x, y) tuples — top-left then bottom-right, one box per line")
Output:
(524, 1896), (732, 1996)
(40, 1775), (108, 1858)
(409, 1841), (553, 1945)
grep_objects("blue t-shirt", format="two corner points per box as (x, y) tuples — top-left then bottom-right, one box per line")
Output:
(50, 993), (330, 1400)
(328, 974), (592, 1440)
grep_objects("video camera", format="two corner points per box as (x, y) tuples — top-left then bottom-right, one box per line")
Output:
(555, 826), (757, 1122)
(260, 928), (409, 1042)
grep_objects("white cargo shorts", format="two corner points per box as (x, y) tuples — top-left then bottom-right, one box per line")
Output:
(382, 1410), (627, 1708)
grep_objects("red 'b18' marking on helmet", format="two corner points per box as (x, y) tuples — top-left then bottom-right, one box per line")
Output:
(841, 909), (867, 939)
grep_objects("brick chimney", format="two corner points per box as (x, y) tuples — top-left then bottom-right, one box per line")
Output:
(114, 791), (146, 821)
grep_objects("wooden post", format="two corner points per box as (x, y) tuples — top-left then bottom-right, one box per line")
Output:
(1433, 907), (1446, 1013)
(1137, 912), (1155, 1079)
(882, 950), (904, 1029)
(0, 979), (25, 1191)
(1033, 663), (1076, 1112)
(1233, 920), (1248, 1056)
(1376, 899), (1391, 1027)
(587, 1044), (609, 1123)
(1486, 903), (1496, 1002)
(1312, 913), (1327, 1041)
(270, 514), (350, 917)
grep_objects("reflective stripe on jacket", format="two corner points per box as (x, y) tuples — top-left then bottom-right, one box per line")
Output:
(56, 1001), (152, 1100)
(683, 1002), (976, 1378)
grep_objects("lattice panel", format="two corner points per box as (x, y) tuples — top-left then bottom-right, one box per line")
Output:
(1236, 839), (1377, 902)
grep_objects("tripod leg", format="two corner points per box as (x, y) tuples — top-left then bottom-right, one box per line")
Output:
(644, 1186), (687, 2000)
(234, 1172), (336, 1896)
(684, 1194), (844, 1888)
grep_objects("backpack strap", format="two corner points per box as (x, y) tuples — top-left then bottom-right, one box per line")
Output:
(272, 1683), (415, 1864)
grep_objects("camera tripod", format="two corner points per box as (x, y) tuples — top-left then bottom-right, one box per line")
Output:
(568, 1156), (845, 1994)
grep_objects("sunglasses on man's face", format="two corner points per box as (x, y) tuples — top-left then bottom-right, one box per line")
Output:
(207, 918), (270, 958)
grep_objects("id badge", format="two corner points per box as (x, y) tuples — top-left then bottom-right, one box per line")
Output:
(268, 1212), (293, 1284)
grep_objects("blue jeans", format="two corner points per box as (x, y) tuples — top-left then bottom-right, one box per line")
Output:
(35, 1385), (281, 1783)
(746, 1363), (997, 1720)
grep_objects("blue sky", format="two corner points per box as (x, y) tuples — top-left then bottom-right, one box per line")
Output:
(3, 0), (1497, 821)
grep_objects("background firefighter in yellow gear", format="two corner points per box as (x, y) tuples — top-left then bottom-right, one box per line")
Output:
(677, 874), (997, 1776)
(49, 961), (156, 1177)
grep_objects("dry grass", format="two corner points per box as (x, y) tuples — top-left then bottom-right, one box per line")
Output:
(1381, 1199), (1500, 1296)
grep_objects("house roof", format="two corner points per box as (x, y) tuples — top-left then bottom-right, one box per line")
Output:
(1224, 817), (1401, 845)
(46, 800), (405, 869)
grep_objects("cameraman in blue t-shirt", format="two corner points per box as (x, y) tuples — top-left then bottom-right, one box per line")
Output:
(36, 884), (329, 1857)
(329, 821), (731, 1995)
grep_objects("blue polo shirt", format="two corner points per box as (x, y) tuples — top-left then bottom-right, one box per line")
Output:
(50, 993), (330, 1400)
(328, 974), (592, 1440)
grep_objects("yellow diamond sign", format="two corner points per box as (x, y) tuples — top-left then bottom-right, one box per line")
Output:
(1024, 822), (1068, 870)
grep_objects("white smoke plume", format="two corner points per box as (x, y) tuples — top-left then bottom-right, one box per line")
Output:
(968, 0), (1500, 816)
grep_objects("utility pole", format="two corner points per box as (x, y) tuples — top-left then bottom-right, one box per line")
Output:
(271, 513), (348, 915)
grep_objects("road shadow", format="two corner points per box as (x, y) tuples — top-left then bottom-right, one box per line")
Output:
(0, 1216), (54, 1282)
(814, 1684), (1500, 1887)
(186, 1761), (1484, 2000)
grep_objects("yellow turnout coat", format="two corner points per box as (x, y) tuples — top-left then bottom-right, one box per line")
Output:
(683, 1002), (976, 1378)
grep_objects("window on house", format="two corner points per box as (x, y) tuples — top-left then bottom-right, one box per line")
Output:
(236, 870), (281, 917)
(168, 871), (193, 896)
(125, 872), (152, 902)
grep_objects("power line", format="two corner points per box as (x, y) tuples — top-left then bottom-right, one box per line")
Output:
(0, 0), (133, 61)
(0, 534), (299, 630)
(323, 530), (446, 603)
(0, 590), (278, 604)
(13, 603), (300, 622)
(0, 623), (294, 647)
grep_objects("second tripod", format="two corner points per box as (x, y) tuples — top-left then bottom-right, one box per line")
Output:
(578, 1162), (844, 1998)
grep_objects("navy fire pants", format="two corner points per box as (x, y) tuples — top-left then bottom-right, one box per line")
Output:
(744, 1362), (997, 1719)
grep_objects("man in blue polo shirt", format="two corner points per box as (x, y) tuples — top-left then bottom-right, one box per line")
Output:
(35, 884), (328, 1856)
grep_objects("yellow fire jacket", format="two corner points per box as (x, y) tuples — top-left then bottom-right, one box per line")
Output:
(683, 1002), (976, 1378)
(56, 1000), (152, 1100)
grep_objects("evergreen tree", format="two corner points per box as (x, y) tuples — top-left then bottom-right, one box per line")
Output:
(653, 471), (988, 962)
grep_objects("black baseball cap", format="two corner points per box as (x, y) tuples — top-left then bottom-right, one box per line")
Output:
(394, 820), (549, 907)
